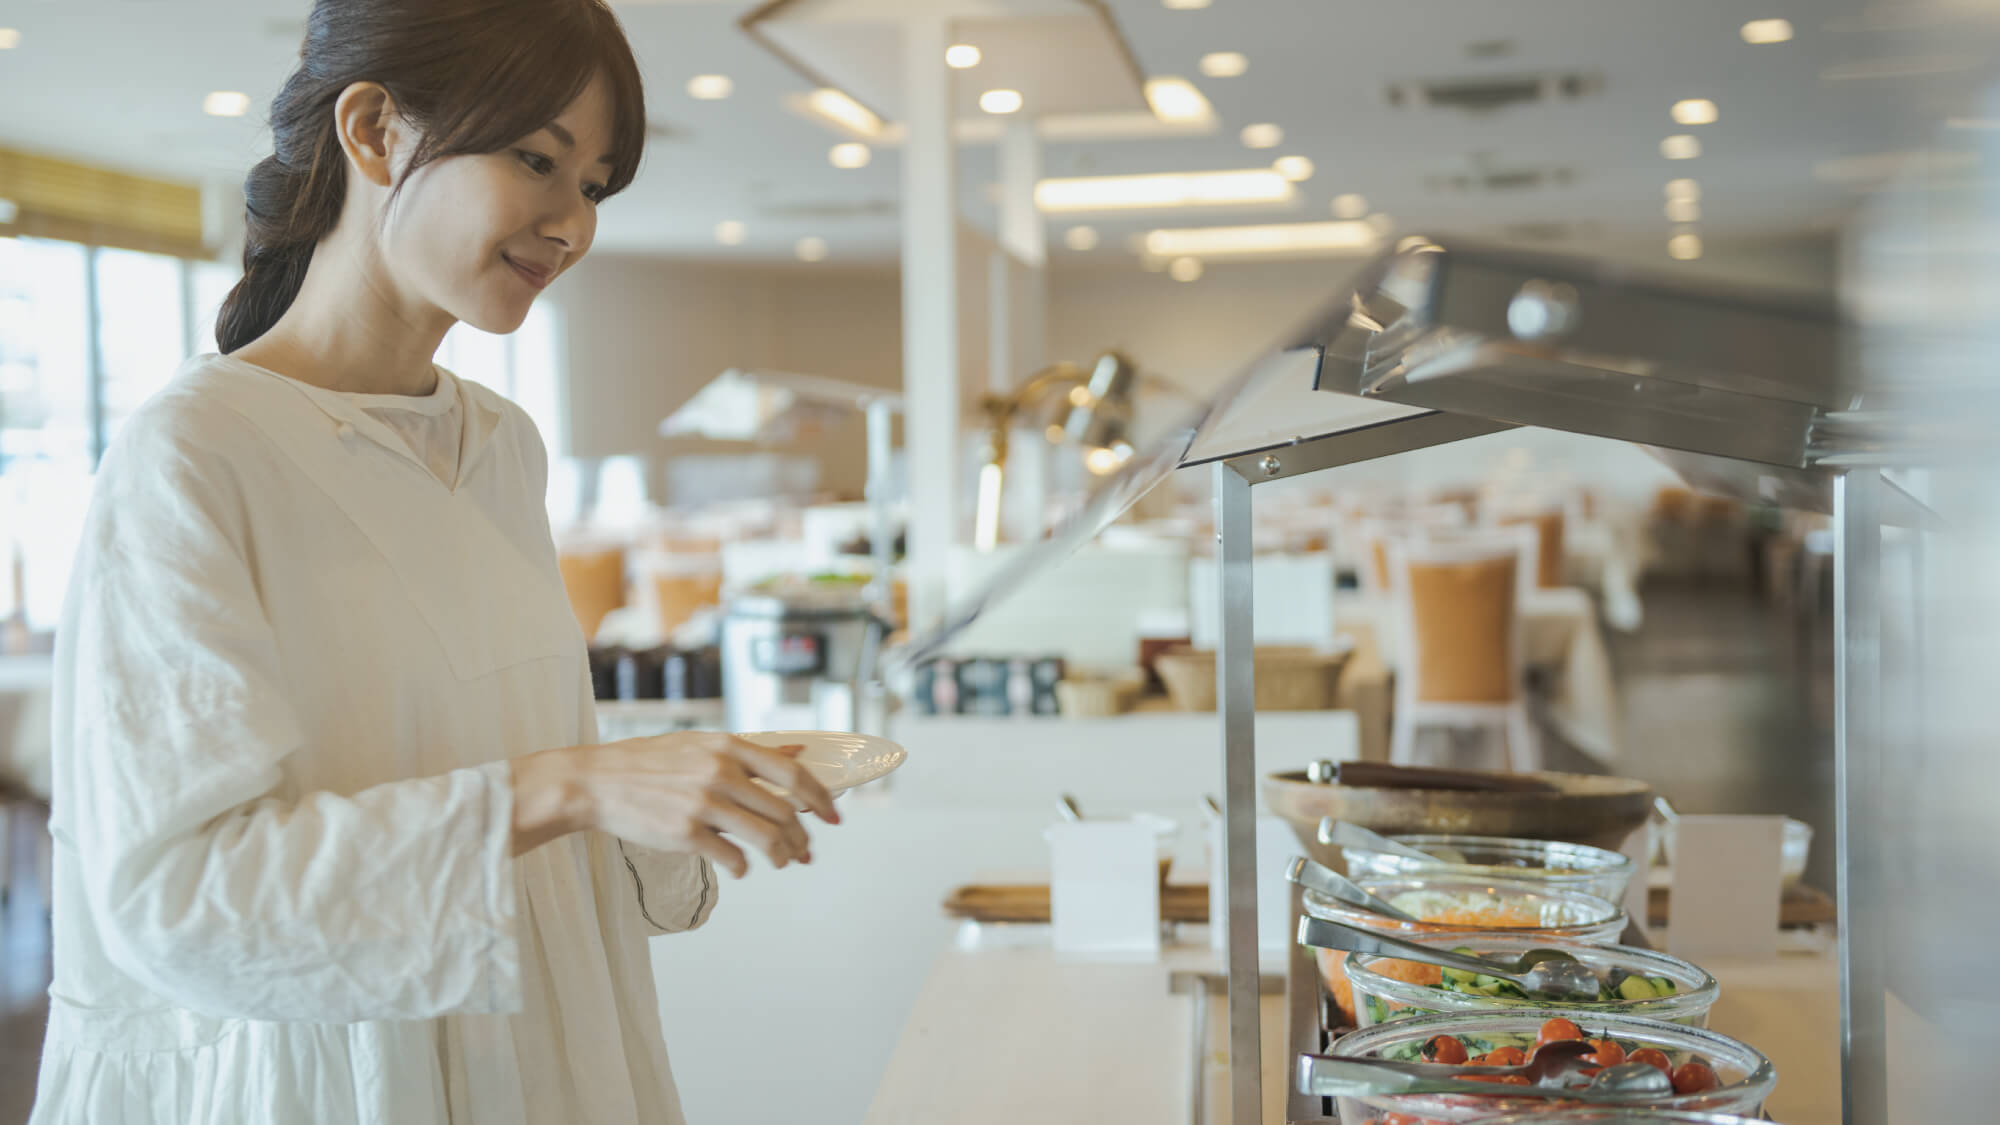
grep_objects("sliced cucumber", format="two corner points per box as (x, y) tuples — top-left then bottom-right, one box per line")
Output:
(1649, 976), (1678, 996)
(1618, 975), (1661, 1001)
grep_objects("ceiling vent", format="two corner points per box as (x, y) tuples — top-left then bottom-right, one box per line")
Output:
(1426, 165), (1579, 193)
(1387, 71), (1603, 113)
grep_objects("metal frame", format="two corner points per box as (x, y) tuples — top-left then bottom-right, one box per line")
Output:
(1834, 470), (1885, 1125)
(1208, 411), (1506, 1124)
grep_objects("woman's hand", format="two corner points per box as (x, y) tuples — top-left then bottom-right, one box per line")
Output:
(509, 732), (841, 875)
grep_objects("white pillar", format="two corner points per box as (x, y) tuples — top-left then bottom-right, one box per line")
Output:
(993, 118), (1051, 544)
(901, 16), (960, 630)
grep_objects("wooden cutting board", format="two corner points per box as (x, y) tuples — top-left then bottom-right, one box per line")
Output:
(942, 881), (1837, 929)
(942, 883), (1212, 924)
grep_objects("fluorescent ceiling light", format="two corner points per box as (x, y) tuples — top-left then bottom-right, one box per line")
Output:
(980, 89), (1024, 115)
(1273, 156), (1315, 182)
(1200, 52), (1248, 78)
(1064, 226), (1101, 251)
(1661, 134), (1702, 160)
(1665, 178), (1701, 202)
(796, 237), (829, 263)
(946, 44), (981, 69)
(1331, 193), (1369, 219)
(1668, 232), (1703, 260)
(715, 221), (747, 246)
(0, 29), (19, 49)
(1142, 220), (1378, 259)
(1036, 168), (1296, 213)
(687, 75), (733, 100)
(1240, 122), (1283, 149)
(1665, 197), (1701, 222)
(203, 91), (251, 118)
(1163, 0), (1211, 9)
(1168, 256), (1204, 282)
(1672, 98), (1718, 125)
(1144, 77), (1213, 124)
(829, 143), (871, 169)
(802, 88), (882, 139)
(1741, 18), (1794, 44)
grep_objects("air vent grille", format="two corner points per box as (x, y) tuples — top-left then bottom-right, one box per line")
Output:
(1387, 71), (1603, 113)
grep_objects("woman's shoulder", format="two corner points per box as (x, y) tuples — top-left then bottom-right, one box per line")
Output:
(99, 356), (280, 484)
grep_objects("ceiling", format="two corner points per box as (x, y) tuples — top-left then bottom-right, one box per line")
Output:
(0, 0), (1990, 266)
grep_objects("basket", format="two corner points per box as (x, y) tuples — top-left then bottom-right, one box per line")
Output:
(1054, 670), (1144, 717)
(1154, 645), (1350, 711)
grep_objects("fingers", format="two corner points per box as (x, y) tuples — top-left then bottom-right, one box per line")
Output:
(726, 738), (841, 825)
(700, 798), (804, 870)
(715, 777), (814, 861)
(682, 825), (751, 880)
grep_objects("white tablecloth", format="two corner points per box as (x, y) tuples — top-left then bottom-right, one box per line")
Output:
(1335, 587), (1623, 761)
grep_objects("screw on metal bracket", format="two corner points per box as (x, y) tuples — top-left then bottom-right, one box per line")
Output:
(1259, 455), (1282, 477)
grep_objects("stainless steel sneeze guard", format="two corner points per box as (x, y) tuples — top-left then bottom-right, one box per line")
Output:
(887, 235), (1891, 1125)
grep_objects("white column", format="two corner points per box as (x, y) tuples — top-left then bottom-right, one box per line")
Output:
(901, 16), (960, 630)
(994, 118), (1050, 544)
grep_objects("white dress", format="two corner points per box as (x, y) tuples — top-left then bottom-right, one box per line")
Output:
(31, 354), (718, 1124)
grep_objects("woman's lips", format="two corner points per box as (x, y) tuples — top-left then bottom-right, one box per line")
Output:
(503, 253), (552, 289)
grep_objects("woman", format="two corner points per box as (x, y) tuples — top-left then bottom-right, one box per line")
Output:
(31, 2), (838, 1122)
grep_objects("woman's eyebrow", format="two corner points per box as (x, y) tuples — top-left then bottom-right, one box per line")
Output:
(541, 122), (617, 166)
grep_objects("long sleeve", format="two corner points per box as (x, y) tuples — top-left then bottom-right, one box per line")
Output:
(614, 839), (718, 934)
(54, 402), (522, 1023)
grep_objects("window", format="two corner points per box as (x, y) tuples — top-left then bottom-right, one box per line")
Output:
(95, 248), (188, 449)
(438, 301), (566, 457)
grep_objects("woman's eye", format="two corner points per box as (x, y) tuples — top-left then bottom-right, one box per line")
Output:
(583, 183), (608, 203)
(517, 150), (555, 175)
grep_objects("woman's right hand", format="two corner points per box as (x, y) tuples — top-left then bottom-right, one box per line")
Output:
(509, 732), (841, 876)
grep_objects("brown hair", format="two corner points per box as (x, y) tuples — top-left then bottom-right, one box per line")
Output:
(215, 0), (646, 354)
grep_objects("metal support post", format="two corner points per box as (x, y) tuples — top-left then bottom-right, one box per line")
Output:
(1834, 469), (1885, 1125)
(1212, 461), (1261, 1125)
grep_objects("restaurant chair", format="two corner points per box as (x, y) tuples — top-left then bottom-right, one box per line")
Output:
(1387, 531), (1539, 772)
(1496, 506), (1568, 589)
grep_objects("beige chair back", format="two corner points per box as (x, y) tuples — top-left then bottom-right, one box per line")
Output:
(557, 547), (627, 641)
(1392, 538), (1521, 705)
(1498, 509), (1566, 589)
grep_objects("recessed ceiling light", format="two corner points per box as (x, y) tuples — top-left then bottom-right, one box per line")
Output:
(1163, 0), (1211, 9)
(1273, 156), (1315, 182)
(1665, 197), (1701, 222)
(1741, 19), (1795, 44)
(1665, 178), (1701, 202)
(715, 221), (747, 246)
(1200, 52), (1248, 78)
(1668, 231), (1703, 260)
(0, 29), (20, 50)
(1169, 256), (1205, 282)
(946, 44), (982, 69)
(1672, 98), (1718, 125)
(980, 89), (1024, 115)
(1240, 123), (1283, 149)
(1143, 78), (1214, 124)
(1661, 134), (1702, 160)
(830, 143), (871, 169)
(1064, 226), (1101, 251)
(203, 91), (251, 118)
(687, 75), (733, 101)
(796, 237), (829, 263)
(1035, 168), (1297, 213)
(1331, 193), (1370, 219)
(1143, 220), (1379, 260)
(803, 88), (883, 139)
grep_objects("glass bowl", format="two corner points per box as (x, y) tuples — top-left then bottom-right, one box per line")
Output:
(1301, 875), (1627, 1025)
(1321, 1010), (1777, 1124)
(1456, 1104), (1768, 1112)
(1343, 932), (1719, 1030)
(1343, 834), (1636, 904)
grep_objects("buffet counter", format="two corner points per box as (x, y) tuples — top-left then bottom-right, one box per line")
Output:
(867, 914), (1841, 1125)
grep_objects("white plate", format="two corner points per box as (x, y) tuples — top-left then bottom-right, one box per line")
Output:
(737, 730), (908, 797)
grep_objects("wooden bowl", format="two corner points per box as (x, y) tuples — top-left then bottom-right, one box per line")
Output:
(1262, 768), (1655, 873)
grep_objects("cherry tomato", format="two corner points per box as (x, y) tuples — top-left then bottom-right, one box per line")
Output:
(1485, 1046), (1527, 1066)
(1671, 1061), (1720, 1094)
(1628, 1047), (1674, 1075)
(1536, 1017), (1586, 1044)
(1421, 1034), (1469, 1065)
(1586, 1038), (1627, 1068)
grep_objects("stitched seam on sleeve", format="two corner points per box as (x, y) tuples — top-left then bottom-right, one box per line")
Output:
(618, 839), (670, 932)
(688, 860), (712, 931)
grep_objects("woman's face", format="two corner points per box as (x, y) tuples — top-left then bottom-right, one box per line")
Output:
(383, 73), (615, 335)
